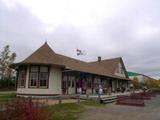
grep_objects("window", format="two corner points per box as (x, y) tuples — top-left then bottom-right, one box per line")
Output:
(29, 66), (38, 87)
(18, 66), (27, 87)
(39, 66), (49, 88)
(29, 66), (49, 88)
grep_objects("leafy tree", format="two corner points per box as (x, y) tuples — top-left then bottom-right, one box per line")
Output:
(131, 77), (140, 89)
(143, 78), (160, 88)
(0, 45), (16, 84)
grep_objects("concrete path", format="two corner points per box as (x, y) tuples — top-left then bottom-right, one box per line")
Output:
(79, 95), (160, 120)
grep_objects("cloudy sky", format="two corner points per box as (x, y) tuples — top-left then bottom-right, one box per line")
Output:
(0, 0), (160, 79)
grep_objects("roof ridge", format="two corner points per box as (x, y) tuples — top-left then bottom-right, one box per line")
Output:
(89, 57), (121, 63)
(56, 53), (87, 63)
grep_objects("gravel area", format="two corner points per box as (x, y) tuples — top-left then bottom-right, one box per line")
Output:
(79, 95), (160, 120)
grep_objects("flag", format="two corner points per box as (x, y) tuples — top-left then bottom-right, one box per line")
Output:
(76, 49), (85, 56)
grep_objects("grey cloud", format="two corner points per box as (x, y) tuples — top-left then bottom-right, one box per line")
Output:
(0, 1), (46, 62)
(0, 0), (160, 78)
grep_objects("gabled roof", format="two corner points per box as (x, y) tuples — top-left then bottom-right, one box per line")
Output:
(89, 57), (129, 78)
(89, 57), (121, 74)
(13, 43), (130, 81)
(57, 54), (113, 77)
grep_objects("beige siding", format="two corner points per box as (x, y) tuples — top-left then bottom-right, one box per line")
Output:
(17, 66), (62, 95)
(114, 62), (126, 78)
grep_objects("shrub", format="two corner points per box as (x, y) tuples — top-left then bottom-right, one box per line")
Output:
(0, 98), (51, 120)
(0, 78), (16, 89)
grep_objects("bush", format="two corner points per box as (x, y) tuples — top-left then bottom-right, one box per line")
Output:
(0, 98), (51, 120)
(0, 78), (16, 90)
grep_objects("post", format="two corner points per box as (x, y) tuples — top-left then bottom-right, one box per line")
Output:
(59, 95), (62, 104)
(67, 73), (69, 94)
(77, 94), (80, 104)
(91, 75), (94, 94)
(98, 93), (101, 104)
(86, 93), (89, 100)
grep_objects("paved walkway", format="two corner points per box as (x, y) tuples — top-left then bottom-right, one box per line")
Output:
(79, 95), (160, 120)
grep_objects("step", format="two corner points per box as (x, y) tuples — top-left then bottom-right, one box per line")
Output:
(101, 96), (117, 101)
(103, 99), (116, 104)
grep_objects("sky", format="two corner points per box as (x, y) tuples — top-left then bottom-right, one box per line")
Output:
(0, 0), (160, 79)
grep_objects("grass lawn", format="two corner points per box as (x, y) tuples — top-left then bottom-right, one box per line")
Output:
(49, 100), (102, 120)
(0, 92), (103, 120)
(0, 92), (16, 106)
(0, 97), (103, 120)
(0, 93), (16, 99)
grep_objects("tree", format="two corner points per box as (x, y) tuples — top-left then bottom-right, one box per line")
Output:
(131, 77), (140, 89)
(143, 78), (160, 89)
(0, 45), (16, 81)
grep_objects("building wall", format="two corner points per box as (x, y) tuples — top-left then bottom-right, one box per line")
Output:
(17, 66), (62, 95)
(114, 62), (126, 78)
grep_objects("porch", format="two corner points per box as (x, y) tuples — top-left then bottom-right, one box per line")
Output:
(62, 70), (129, 95)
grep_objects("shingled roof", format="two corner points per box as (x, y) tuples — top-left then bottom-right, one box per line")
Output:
(13, 42), (130, 81)
(89, 57), (129, 78)
(20, 42), (63, 66)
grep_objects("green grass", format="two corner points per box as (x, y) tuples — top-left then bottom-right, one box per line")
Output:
(49, 100), (102, 120)
(49, 103), (84, 120)
(0, 101), (9, 106)
(0, 93), (16, 99)
(0, 93), (103, 120)
(0, 93), (16, 106)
